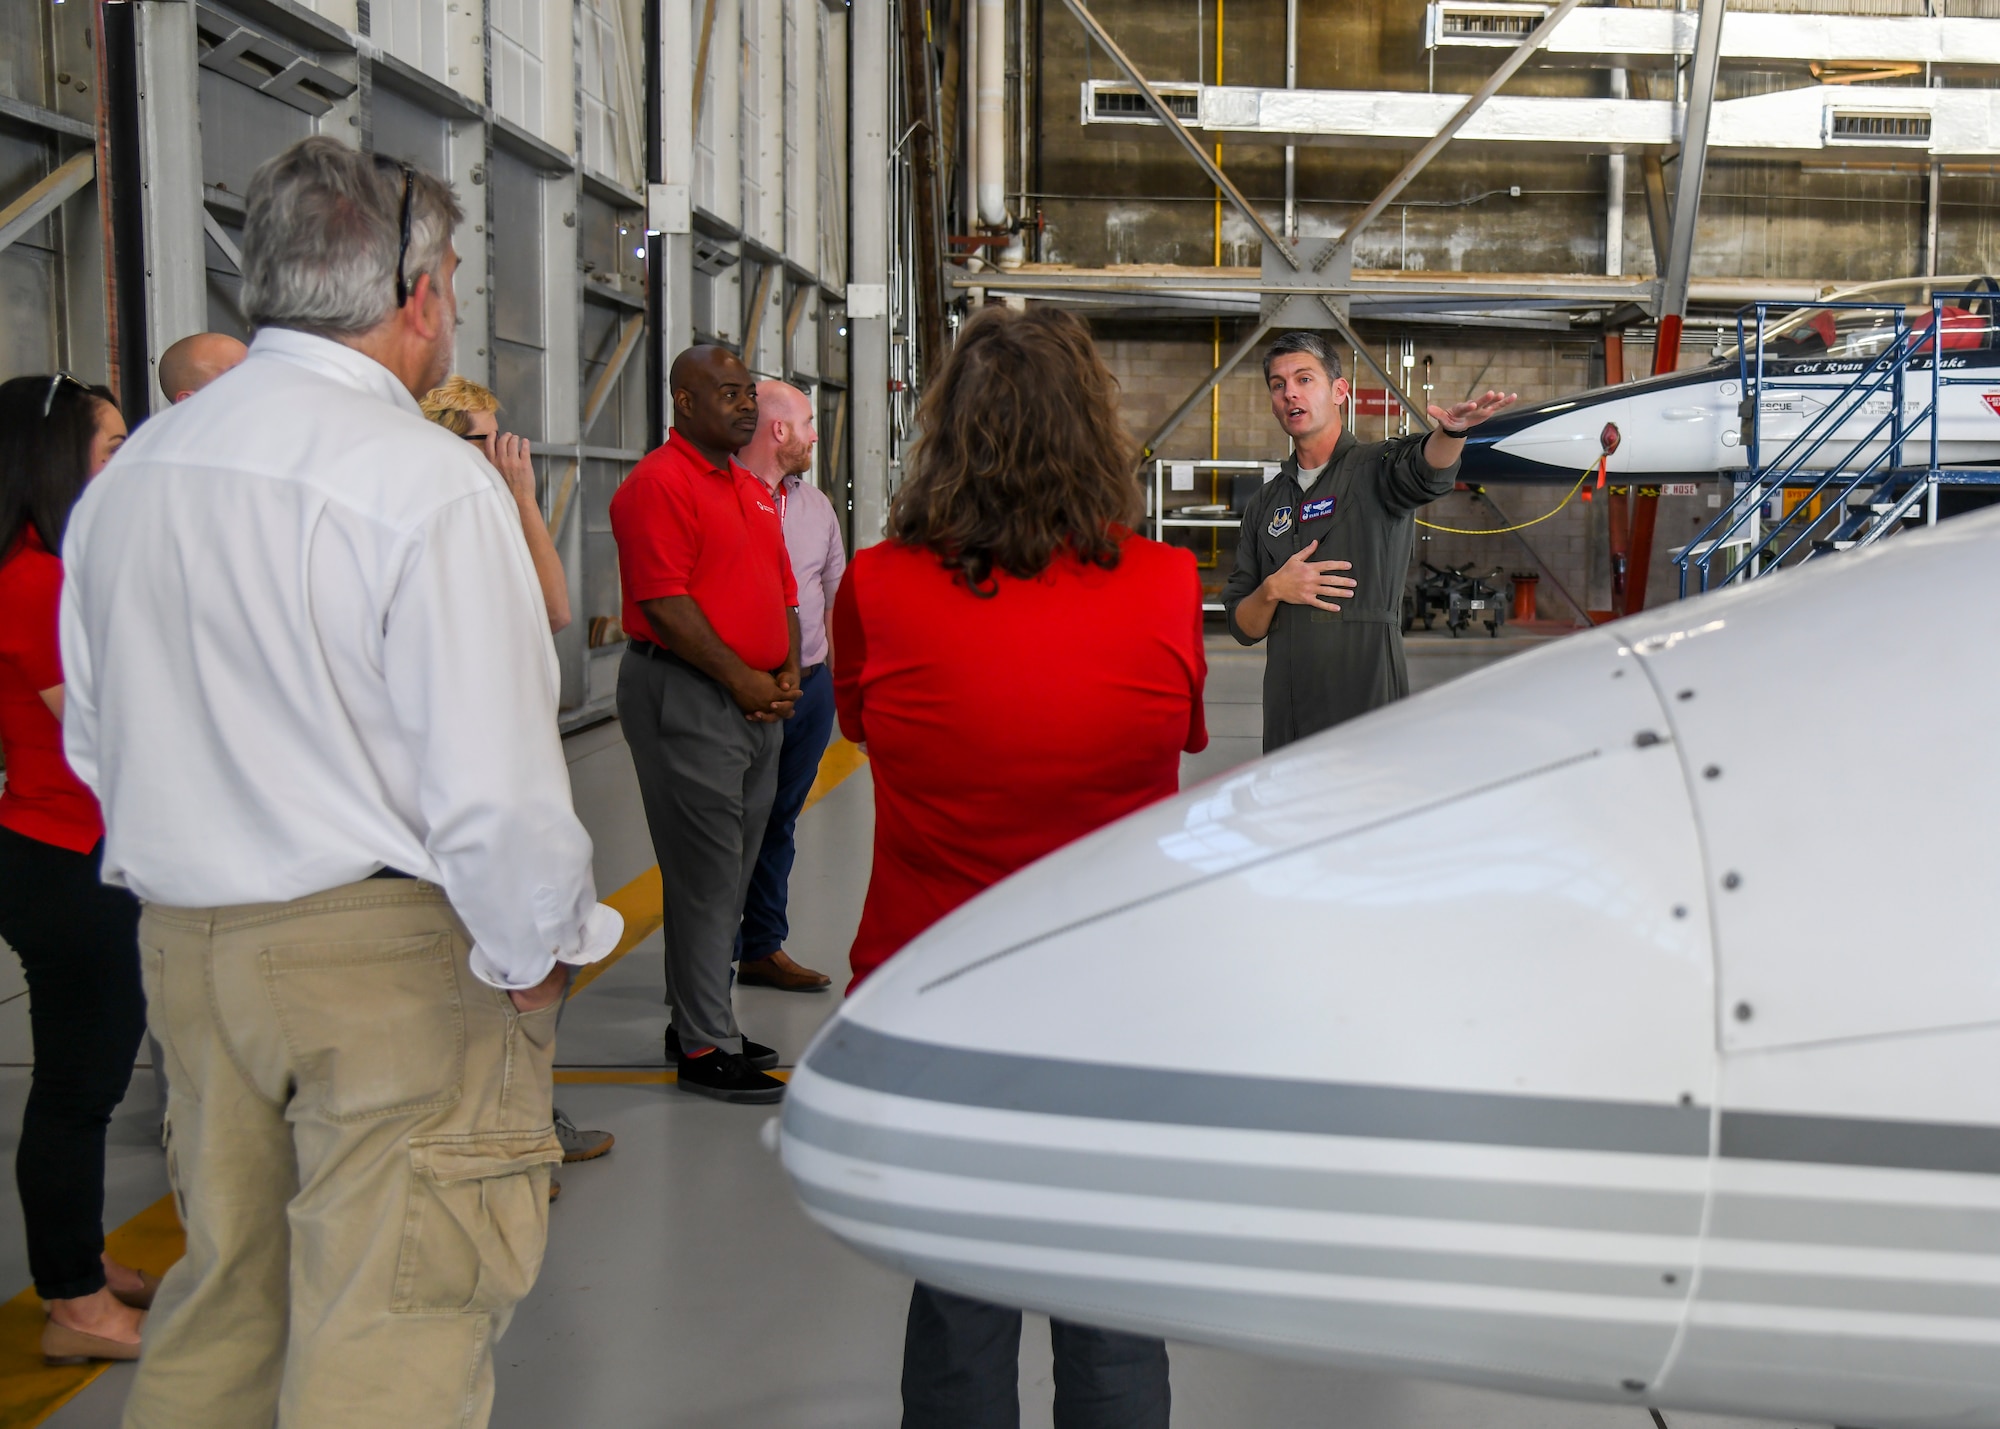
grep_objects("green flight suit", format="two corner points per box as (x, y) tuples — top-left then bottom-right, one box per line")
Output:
(1222, 428), (1459, 753)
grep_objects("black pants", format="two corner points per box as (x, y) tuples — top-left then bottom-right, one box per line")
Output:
(737, 663), (835, 961)
(0, 826), (146, 1300)
(902, 1283), (1171, 1429)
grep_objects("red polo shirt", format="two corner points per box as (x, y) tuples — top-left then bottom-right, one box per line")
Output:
(609, 430), (798, 671)
(0, 526), (103, 852)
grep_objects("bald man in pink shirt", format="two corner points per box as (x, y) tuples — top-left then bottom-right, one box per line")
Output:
(733, 380), (842, 992)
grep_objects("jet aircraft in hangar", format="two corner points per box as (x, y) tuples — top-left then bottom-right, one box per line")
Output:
(1455, 276), (2000, 486)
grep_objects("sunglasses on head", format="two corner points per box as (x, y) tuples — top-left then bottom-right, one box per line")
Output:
(41, 371), (91, 420)
(374, 157), (416, 307)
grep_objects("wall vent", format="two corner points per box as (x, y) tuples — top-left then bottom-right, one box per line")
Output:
(1426, 3), (1550, 48)
(1827, 109), (1933, 143)
(1081, 81), (1201, 127)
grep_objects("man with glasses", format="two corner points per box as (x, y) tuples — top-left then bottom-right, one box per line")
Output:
(60, 137), (618, 1428)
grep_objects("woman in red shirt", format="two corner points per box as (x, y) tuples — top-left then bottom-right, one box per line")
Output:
(0, 374), (154, 1363)
(833, 307), (1204, 1429)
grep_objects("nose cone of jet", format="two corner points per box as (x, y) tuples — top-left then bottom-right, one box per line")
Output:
(782, 623), (1721, 1396)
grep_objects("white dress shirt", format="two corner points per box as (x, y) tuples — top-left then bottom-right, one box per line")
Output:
(61, 328), (620, 989)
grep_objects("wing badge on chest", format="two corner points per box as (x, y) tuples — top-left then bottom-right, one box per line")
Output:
(1267, 505), (1294, 537)
(1301, 496), (1337, 523)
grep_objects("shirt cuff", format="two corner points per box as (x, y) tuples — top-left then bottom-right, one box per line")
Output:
(466, 902), (625, 990)
(558, 902), (625, 966)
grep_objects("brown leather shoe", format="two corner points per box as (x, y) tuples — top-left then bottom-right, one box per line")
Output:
(737, 950), (832, 992)
(42, 1314), (144, 1364)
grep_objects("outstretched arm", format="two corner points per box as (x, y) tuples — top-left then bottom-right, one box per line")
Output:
(1420, 389), (1518, 473)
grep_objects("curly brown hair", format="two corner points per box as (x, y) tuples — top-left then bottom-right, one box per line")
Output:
(888, 305), (1141, 594)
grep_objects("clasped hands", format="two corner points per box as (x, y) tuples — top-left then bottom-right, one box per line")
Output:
(729, 666), (800, 723)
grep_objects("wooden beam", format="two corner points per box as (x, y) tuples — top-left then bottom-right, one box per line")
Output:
(780, 284), (811, 374)
(550, 312), (647, 539)
(0, 151), (94, 258)
(739, 261), (779, 370)
(690, 0), (721, 132)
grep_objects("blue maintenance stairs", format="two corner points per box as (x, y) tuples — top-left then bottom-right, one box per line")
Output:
(1675, 291), (2000, 596)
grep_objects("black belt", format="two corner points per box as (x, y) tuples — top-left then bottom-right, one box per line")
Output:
(631, 641), (820, 682)
(370, 867), (416, 880)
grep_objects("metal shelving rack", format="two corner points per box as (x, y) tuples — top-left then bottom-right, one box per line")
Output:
(1149, 459), (1280, 611)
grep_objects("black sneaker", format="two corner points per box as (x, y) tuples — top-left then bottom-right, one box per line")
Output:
(676, 1049), (786, 1104)
(666, 1023), (779, 1071)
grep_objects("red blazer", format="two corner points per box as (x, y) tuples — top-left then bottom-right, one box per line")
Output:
(833, 532), (1208, 989)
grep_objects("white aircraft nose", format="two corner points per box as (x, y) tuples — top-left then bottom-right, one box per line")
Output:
(783, 624), (1722, 1399)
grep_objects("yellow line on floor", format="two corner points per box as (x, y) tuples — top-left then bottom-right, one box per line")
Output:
(570, 735), (867, 994)
(0, 1195), (185, 1429)
(554, 1067), (792, 1085)
(802, 735), (868, 813)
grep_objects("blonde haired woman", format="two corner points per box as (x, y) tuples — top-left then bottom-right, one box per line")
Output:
(422, 376), (571, 632)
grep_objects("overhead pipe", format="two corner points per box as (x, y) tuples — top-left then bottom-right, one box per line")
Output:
(977, 0), (1008, 228)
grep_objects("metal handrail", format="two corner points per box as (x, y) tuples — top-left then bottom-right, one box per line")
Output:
(1675, 299), (1956, 594)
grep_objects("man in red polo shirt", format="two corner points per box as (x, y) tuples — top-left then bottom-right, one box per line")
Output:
(610, 345), (800, 1103)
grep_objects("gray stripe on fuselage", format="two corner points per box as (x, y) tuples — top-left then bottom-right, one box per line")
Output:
(1709, 1192), (2000, 1256)
(796, 1180), (1691, 1299)
(810, 1026), (2000, 1180)
(1722, 1108), (2000, 1177)
(805, 1023), (1710, 1158)
(784, 1101), (1705, 1235)
(1698, 1267), (2000, 1321)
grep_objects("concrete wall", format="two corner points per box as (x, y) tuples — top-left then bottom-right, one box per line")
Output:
(1026, 5), (2000, 282)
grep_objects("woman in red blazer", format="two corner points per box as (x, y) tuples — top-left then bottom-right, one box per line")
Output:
(832, 306), (1206, 1429)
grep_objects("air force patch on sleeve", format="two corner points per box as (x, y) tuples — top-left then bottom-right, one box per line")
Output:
(1301, 496), (1337, 522)
(1267, 505), (1294, 537)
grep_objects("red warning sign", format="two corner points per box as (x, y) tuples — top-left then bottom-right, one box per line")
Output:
(1983, 393), (2000, 417)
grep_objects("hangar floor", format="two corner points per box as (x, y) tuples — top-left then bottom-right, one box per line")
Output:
(1, 629), (1795, 1429)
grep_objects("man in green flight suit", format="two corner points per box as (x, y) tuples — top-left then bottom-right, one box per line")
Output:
(1223, 330), (1517, 752)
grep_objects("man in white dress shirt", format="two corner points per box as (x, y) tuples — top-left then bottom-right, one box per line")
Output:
(61, 137), (619, 1428)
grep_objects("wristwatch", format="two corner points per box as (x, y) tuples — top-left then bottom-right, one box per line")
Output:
(1438, 422), (1472, 438)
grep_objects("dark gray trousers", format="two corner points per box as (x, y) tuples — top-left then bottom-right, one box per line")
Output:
(902, 1283), (1171, 1429)
(617, 647), (780, 1056)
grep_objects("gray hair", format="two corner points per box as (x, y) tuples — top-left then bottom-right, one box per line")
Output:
(1262, 330), (1344, 383)
(241, 136), (462, 338)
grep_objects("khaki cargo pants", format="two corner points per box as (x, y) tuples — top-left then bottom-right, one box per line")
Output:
(123, 880), (563, 1429)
